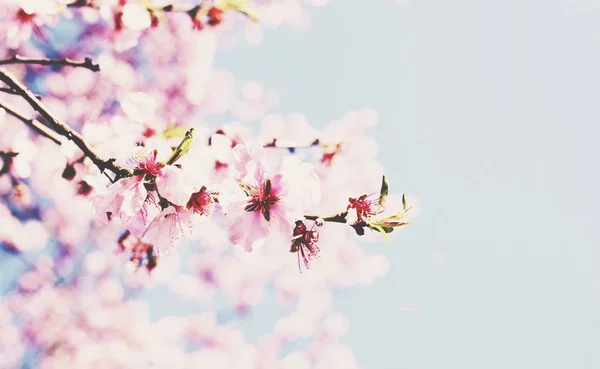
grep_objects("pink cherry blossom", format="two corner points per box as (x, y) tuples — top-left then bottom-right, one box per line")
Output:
(0, 2), (419, 368)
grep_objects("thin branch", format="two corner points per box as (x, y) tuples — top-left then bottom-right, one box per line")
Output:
(263, 138), (320, 153)
(0, 55), (100, 72)
(208, 134), (321, 153)
(0, 69), (132, 180)
(0, 101), (62, 145)
(68, 0), (197, 13)
(67, 1), (257, 24)
(0, 87), (42, 100)
(304, 212), (348, 224)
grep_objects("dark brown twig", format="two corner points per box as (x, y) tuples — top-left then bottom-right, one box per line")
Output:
(0, 151), (18, 176)
(304, 212), (348, 224)
(0, 69), (132, 180)
(0, 101), (62, 145)
(0, 55), (100, 72)
(68, 0), (197, 13)
(0, 87), (42, 100)
(263, 138), (320, 153)
(208, 134), (321, 153)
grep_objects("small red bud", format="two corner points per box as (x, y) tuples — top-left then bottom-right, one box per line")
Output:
(142, 127), (156, 138)
(207, 7), (224, 26)
(77, 181), (93, 196)
(151, 14), (159, 28)
(114, 11), (124, 31)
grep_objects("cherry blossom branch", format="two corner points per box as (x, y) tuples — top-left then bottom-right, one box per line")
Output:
(0, 69), (132, 180)
(0, 55), (100, 72)
(0, 101), (62, 145)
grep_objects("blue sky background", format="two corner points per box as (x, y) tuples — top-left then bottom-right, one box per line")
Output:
(213, 0), (600, 368)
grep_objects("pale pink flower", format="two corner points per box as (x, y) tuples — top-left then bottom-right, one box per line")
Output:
(225, 171), (290, 251)
(91, 149), (165, 224)
(91, 175), (147, 223)
(141, 206), (194, 255)
(0, 1), (60, 48)
(345, 193), (385, 225)
(155, 166), (195, 206)
(120, 3), (151, 31)
(220, 143), (320, 251)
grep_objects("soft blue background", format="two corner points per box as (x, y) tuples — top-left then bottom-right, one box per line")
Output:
(215, 0), (600, 368)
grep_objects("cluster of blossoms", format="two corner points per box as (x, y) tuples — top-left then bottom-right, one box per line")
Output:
(0, 0), (417, 368)
(86, 116), (416, 272)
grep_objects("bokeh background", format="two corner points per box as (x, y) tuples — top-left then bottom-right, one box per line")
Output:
(211, 0), (600, 368)
(3, 0), (600, 368)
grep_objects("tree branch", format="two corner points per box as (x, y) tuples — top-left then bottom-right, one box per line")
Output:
(0, 87), (42, 100)
(263, 138), (320, 153)
(0, 55), (100, 72)
(0, 101), (62, 145)
(208, 134), (322, 153)
(68, 0), (197, 13)
(0, 69), (132, 180)
(304, 212), (348, 224)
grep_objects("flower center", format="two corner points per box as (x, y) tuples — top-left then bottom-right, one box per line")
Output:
(347, 194), (384, 222)
(17, 9), (35, 23)
(133, 149), (165, 176)
(186, 186), (215, 216)
(244, 179), (281, 221)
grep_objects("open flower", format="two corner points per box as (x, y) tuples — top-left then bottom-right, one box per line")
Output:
(155, 166), (195, 206)
(140, 205), (194, 256)
(225, 169), (292, 251)
(290, 220), (320, 272)
(186, 186), (216, 216)
(220, 144), (320, 251)
(345, 176), (417, 239)
(91, 175), (147, 223)
(92, 149), (165, 224)
(345, 193), (384, 225)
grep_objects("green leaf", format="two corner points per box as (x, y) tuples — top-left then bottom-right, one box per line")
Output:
(369, 224), (394, 234)
(237, 9), (259, 22)
(218, 0), (260, 22)
(368, 212), (412, 230)
(378, 175), (389, 206)
(378, 212), (406, 223)
(164, 128), (194, 166)
(369, 224), (391, 242)
(402, 194), (407, 211)
(161, 123), (189, 139)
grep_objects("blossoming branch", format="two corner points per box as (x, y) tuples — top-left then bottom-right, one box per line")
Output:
(0, 1), (417, 367)
(1, 55), (416, 272)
